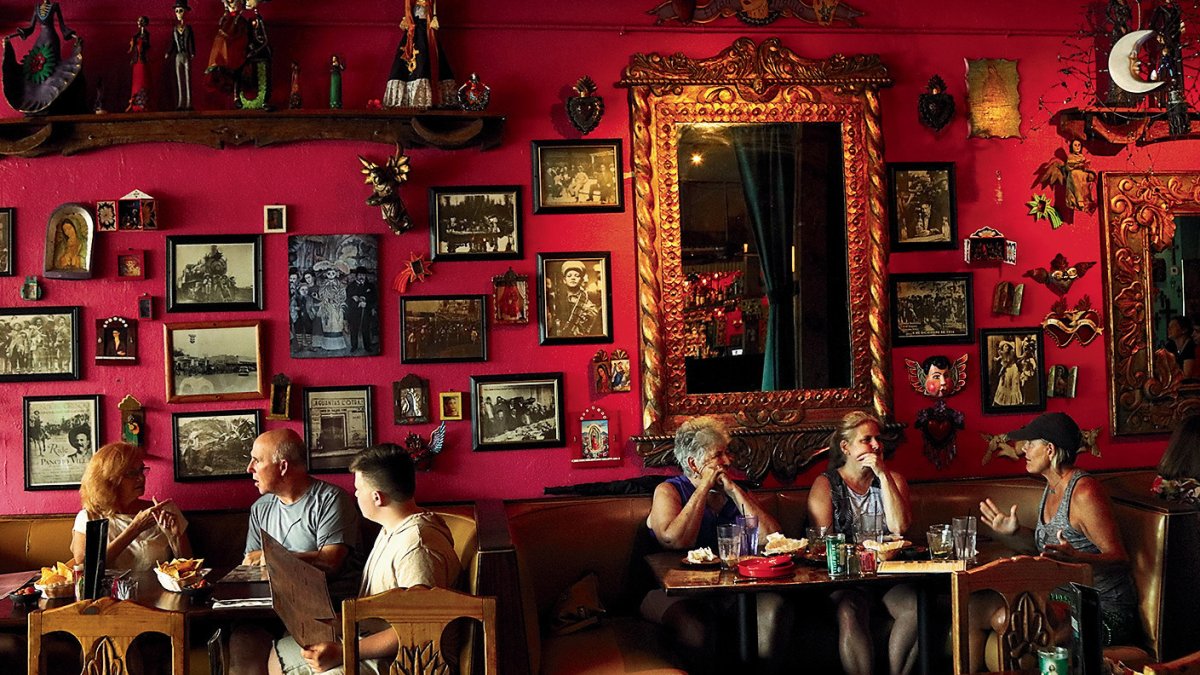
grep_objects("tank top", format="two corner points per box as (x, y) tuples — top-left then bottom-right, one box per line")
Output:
(661, 474), (741, 550)
(824, 468), (889, 542)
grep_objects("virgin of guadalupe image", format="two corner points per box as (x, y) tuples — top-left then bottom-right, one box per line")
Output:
(52, 217), (86, 270)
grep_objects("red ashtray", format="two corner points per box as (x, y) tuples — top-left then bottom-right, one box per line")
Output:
(736, 556), (796, 579)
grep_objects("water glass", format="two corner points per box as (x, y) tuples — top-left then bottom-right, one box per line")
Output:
(1038, 646), (1069, 674)
(805, 525), (828, 554)
(737, 515), (759, 555)
(857, 512), (884, 545)
(927, 524), (953, 560)
(952, 516), (978, 561)
(858, 547), (878, 577)
(716, 524), (743, 569)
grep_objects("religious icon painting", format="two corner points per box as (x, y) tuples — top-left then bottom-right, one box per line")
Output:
(492, 267), (530, 325)
(267, 373), (292, 421)
(979, 327), (1046, 414)
(1046, 364), (1079, 399)
(572, 405), (620, 468)
(393, 373), (430, 425)
(609, 348), (632, 392)
(966, 58), (1022, 139)
(538, 252), (614, 345)
(43, 203), (94, 280)
(117, 189), (157, 230)
(95, 316), (138, 364)
(116, 249), (145, 279)
(591, 350), (611, 395)
(288, 234), (380, 358)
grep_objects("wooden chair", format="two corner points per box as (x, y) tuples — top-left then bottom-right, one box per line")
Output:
(950, 555), (1092, 674)
(342, 585), (497, 675)
(1144, 650), (1200, 675)
(27, 597), (187, 675)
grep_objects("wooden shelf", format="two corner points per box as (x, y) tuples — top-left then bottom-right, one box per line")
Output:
(1057, 106), (1200, 147)
(0, 109), (505, 158)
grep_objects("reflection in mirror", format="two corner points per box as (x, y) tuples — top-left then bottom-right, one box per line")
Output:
(677, 122), (850, 393)
(1153, 216), (1200, 381)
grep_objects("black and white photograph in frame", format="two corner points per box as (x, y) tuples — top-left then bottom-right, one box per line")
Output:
(980, 328), (1047, 414)
(25, 395), (100, 490)
(531, 139), (624, 214)
(891, 273), (973, 346)
(400, 295), (488, 363)
(429, 186), (521, 261)
(289, 234), (380, 358)
(172, 409), (261, 482)
(0, 306), (80, 381)
(304, 385), (374, 471)
(888, 163), (957, 251)
(538, 252), (613, 344)
(164, 320), (265, 403)
(166, 235), (263, 312)
(470, 372), (565, 450)
(0, 207), (14, 276)
(95, 316), (138, 364)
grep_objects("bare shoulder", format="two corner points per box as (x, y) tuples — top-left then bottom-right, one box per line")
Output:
(1071, 474), (1111, 505)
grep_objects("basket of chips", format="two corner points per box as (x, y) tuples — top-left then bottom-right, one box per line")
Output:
(154, 558), (208, 592)
(33, 562), (76, 598)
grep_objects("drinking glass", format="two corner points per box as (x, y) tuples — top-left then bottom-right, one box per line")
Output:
(737, 515), (759, 555)
(113, 578), (138, 601)
(927, 524), (953, 560)
(952, 516), (978, 561)
(857, 512), (884, 545)
(716, 524), (743, 569)
(805, 525), (828, 554)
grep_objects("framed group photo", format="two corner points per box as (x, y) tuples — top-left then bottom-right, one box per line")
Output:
(166, 235), (263, 312)
(538, 252), (613, 344)
(400, 295), (488, 363)
(0, 306), (80, 381)
(304, 385), (373, 471)
(429, 186), (522, 260)
(172, 409), (261, 482)
(888, 163), (957, 251)
(25, 395), (100, 490)
(531, 139), (624, 214)
(164, 320), (265, 403)
(471, 372), (566, 450)
(891, 273), (973, 345)
(980, 327), (1047, 414)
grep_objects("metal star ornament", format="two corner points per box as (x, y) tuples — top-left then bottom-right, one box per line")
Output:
(392, 252), (433, 293)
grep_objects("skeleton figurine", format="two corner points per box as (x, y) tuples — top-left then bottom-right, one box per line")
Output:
(358, 145), (413, 234)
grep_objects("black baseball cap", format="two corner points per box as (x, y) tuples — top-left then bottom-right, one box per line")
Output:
(1007, 412), (1082, 458)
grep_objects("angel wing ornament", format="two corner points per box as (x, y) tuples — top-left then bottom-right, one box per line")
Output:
(1023, 254), (1096, 297)
(905, 354), (968, 397)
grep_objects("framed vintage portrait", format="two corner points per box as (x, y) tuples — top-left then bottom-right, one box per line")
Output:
(116, 249), (145, 279)
(531, 139), (624, 214)
(891, 273), (974, 345)
(264, 205), (288, 233)
(304, 385), (374, 471)
(166, 235), (263, 312)
(400, 295), (488, 363)
(538, 252), (613, 344)
(492, 268), (530, 325)
(25, 394), (100, 490)
(439, 391), (464, 421)
(980, 327), (1047, 414)
(43, 203), (94, 280)
(95, 201), (117, 232)
(0, 207), (14, 276)
(172, 409), (261, 481)
(163, 320), (265, 403)
(95, 316), (138, 364)
(0, 306), (80, 381)
(888, 163), (957, 251)
(470, 372), (565, 450)
(289, 234), (380, 358)
(429, 186), (521, 261)
(393, 374), (430, 425)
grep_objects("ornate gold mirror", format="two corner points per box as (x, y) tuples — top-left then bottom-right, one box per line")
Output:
(620, 39), (894, 480)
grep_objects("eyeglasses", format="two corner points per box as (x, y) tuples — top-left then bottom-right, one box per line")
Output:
(122, 466), (150, 479)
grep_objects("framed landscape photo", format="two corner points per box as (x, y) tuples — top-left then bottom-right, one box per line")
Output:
(25, 395), (100, 490)
(304, 385), (373, 471)
(400, 295), (488, 363)
(289, 234), (380, 358)
(980, 327), (1047, 414)
(429, 186), (521, 261)
(531, 139), (624, 214)
(888, 163), (957, 251)
(538, 252), (613, 344)
(470, 372), (565, 450)
(0, 207), (14, 276)
(0, 306), (80, 381)
(166, 235), (263, 312)
(164, 320), (265, 403)
(891, 273), (973, 345)
(172, 409), (261, 482)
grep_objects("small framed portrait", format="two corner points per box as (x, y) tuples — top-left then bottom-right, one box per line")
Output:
(0, 207), (14, 276)
(303, 385), (374, 472)
(163, 320), (265, 403)
(538, 252), (613, 344)
(531, 139), (624, 214)
(492, 268), (530, 325)
(470, 372), (565, 451)
(43, 203), (94, 280)
(95, 316), (138, 364)
(166, 235), (263, 312)
(95, 201), (117, 232)
(0, 306), (80, 381)
(172, 409), (261, 482)
(439, 391), (464, 421)
(400, 295), (488, 363)
(393, 373), (430, 425)
(116, 249), (146, 279)
(888, 163), (957, 251)
(891, 273), (974, 345)
(591, 350), (611, 395)
(24, 394), (100, 491)
(575, 406), (616, 463)
(1047, 364), (1079, 399)
(429, 186), (521, 260)
(264, 205), (288, 233)
(267, 373), (292, 420)
(609, 348), (632, 392)
(289, 234), (380, 358)
(980, 327), (1047, 414)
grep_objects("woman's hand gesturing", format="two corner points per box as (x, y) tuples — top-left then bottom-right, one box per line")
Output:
(979, 498), (1019, 536)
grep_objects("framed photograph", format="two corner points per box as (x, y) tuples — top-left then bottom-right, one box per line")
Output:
(267, 373), (292, 420)
(0, 207), (14, 276)
(95, 316), (138, 364)
(493, 268), (530, 325)
(24, 395), (100, 490)
(289, 234), (380, 358)
(980, 328), (1047, 414)
(166, 235), (263, 312)
(429, 186), (521, 260)
(0, 307), (80, 381)
(891, 273), (973, 345)
(303, 385), (374, 471)
(95, 201), (117, 232)
(116, 249), (145, 279)
(888, 163), (957, 251)
(531, 139), (624, 214)
(163, 320), (265, 403)
(400, 295), (488, 363)
(538, 252), (613, 344)
(172, 409), (261, 482)
(470, 372), (565, 450)
(439, 391), (464, 421)
(264, 205), (288, 233)
(393, 374), (430, 425)
(43, 203), (94, 279)
(1047, 364), (1079, 399)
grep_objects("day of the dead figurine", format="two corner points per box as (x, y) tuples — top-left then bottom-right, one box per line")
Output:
(384, 0), (456, 109)
(235, 0), (272, 109)
(2, 0), (84, 114)
(166, 0), (195, 110)
(288, 61), (301, 109)
(205, 0), (246, 93)
(126, 16), (150, 112)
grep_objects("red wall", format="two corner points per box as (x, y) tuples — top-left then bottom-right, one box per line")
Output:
(0, 0), (1180, 516)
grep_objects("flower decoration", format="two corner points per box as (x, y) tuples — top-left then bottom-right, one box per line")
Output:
(392, 252), (433, 293)
(23, 44), (56, 84)
(1026, 193), (1063, 229)
(1151, 475), (1200, 506)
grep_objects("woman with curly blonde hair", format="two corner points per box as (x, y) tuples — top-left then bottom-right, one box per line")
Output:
(70, 443), (191, 570)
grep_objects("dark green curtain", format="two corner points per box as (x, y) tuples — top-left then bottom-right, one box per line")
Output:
(732, 124), (796, 391)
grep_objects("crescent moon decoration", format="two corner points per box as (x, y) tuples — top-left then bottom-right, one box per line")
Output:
(1109, 29), (1166, 95)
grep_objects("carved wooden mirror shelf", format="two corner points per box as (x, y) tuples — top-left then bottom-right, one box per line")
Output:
(620, 38), (896, 483)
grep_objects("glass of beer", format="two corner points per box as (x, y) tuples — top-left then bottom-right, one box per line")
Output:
(927, 524), (953, 560)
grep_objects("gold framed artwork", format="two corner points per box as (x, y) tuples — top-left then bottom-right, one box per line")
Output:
(439, 391), (464, 421)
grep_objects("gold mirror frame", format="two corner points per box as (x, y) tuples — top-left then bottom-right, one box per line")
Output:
(620, 39), (894, 477)
(1102, 172), (1200, 435)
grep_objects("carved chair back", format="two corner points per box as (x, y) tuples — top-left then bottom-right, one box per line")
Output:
(27, 598), (187, 675)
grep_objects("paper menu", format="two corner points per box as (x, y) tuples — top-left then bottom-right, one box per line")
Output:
(262, 530), (336, 646)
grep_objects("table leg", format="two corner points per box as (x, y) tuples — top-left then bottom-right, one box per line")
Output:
(917, 577), (930, 675)
(737, 593), (757, 665)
